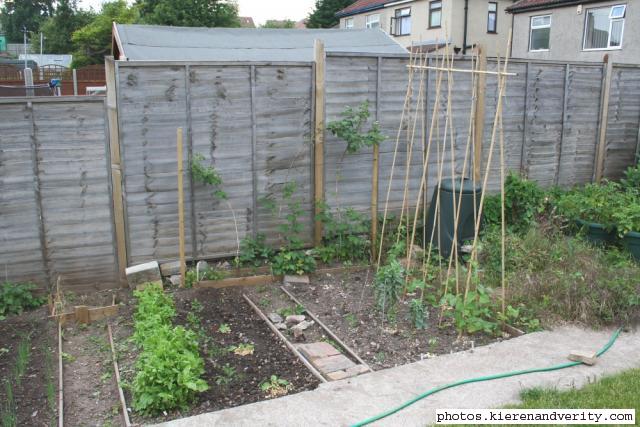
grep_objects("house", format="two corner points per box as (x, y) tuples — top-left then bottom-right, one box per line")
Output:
(507, 0), (638, 63)
(336, 0), (516, 56)
(111, 24), (407, 62)
(239, 17), (256, 28)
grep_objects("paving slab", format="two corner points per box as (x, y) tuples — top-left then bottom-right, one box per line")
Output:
(155, 326), (640, 427)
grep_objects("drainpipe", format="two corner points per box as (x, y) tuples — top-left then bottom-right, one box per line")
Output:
(462, 0), (469, 55)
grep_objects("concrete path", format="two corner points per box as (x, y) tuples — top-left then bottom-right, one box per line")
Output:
(157, 326), (639, 427)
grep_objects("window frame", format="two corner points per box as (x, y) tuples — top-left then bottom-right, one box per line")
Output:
(344, 17), (354, 29)
(529, 14), (551, 52)
(391, 7), (412, 36)
(429, 1), (442, 29)
(582, 4), (626, 51)
(365, 13), (381, 29)
(487, 2), (498, 34)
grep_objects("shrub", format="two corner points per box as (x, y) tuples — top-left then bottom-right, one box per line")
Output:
(484, 172), (545, 232)
(555, 182), (623, 229)
(327, 101), (385, 154)
(612, 190), (640, 236)
(0, 282), (46, 317)
(621, 164), (640, 192)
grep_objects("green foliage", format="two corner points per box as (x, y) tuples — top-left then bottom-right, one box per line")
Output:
(621, 164), (640, 192)
(215, 363), (237, 385)
(32, 0), (94, 54)
(484, 172), (545, 232)
(409, 298), (428, 329)
(316, 202), (370, 263)
(271, 250), (317, 276)
(327, 101), (385, 154)
(373, 259), (405, 320)
(184, 269), (198, 288)
(261, 19), (295, 28)
(0, 0), (54, 43)
(307, 0), (356, 28)
(497, 304), (542, 333)
(277, 304), (305, 318)
(556, 182), (623, 229)
(136, 0), (240, 28)
(611, 190), (640, 236)
(441, 283), (498, 335)
(238, 233), (274, 267)
(191, 153), (227, 200)
(259, 375), (290, 396)
(71, 0), (139, 67)
(131, 285), (208, 415)
(217, 323), (231, 334)
(199, 266), (226, 281)
(0, 282), (45, 317)
(480, 225), (640, 326)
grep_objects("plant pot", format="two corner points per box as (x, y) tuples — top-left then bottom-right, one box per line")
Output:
(575, 219), (617, 246)
(622, 231), (640, 262)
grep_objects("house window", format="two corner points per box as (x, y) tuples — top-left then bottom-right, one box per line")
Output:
(344, 18), (354, 29)
(366, 14), (380, 29)
(529, 15), (551, 51)
(391, 7), (411, 35)
(583, 4), (626, 50)
(429, 1), (442, 28)
(487, 2), (498, 33)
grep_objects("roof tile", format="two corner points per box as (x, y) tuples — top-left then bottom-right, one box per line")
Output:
(337, 0), (387, 17)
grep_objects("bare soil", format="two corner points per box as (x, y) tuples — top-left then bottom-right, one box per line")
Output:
(0, 307), (57, 427)
(285, 267), (502, 370)
(62, 321), (121, 427)
(114, 286), (320, 425)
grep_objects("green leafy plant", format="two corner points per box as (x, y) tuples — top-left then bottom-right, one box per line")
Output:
(316, 202), (370, 263)
(556, 182), (624, 229)
(215, 363), (237, 385)
(191, 153), (227, 200)
(441, 283), (499, 335)
(184, 269), (198, 288)
(409, 298), (428, 329)
(271, 250), (317, 276)
(238, 233), (274, 267)
(218, 323), (231, 334)
(199, 266), (226, 281)
(344, 313), (359, 328)
(497, 304), (542, 333)
(611, 190), (640, 236)
(327, 101), (385, 154)
(373, 259), (405, 320)
(277, 304), (305, 318)
(259, 375), (291, 397)
(621, 164), (640, 192)
(131, 285), (208, 415)
(228, 343), (254, 356)
(484, 172), (545, 232)
(0, 282), (45, 317)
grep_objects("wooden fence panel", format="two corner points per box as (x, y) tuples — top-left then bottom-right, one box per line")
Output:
(603, 66), (640, 179)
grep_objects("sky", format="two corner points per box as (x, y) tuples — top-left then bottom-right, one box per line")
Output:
(78, 0), (317, 25)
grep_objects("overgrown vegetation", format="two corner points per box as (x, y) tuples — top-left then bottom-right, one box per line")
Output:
(316, 203), (370, 264)
(0, 282), (46, 318)
(131, 285), (208, 415)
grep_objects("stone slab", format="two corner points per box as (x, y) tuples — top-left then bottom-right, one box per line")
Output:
(297, 342), (341, 362)
(313, 354), (355, 374)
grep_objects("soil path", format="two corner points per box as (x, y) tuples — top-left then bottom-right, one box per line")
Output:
(155, 326), (640, 427)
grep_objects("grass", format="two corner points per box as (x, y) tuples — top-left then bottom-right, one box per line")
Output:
(509, 368), (640, 410)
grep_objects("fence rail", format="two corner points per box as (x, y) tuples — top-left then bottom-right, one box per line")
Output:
(1, 53), (638, 292)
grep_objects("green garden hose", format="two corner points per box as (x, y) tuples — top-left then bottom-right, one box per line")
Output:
(351, 328), (622, 427)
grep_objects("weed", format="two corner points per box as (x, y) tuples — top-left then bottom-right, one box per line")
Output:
(258, 297), (271, 308)
(441, 281), (498, 335)
(271, 250), (317, 276)
(238, 234), (274, 267)
(228, 343), (254, 356)
(344, 313), (359, 328)
(259, 375), (291, 398)
(427, 337), (438, 353)
(277, 304), (305, 318)
(101, 371), (113, 383)
(184, 269), (198, 288)
(0, 282), (45, 316)
(374, 351), (386, 363)
(61, 352), (75, 364)
(199, 267), (226, 281)
(315, 203), (370, 263)
(215, 364), (237, 386)
(218, 323), (231, 334)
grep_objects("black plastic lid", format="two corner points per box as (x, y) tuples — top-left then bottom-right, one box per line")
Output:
(439, 178), (482, 194)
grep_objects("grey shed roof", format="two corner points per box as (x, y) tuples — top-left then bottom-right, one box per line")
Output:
(113, 24), (407, 62)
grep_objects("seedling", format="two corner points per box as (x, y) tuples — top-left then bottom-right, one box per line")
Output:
(218, 323), (231, 334)
(228, 343), (255, 356)
(260, 375), (291, 398)
(215, 364), (237, 386)
(344, 313), (359, 328)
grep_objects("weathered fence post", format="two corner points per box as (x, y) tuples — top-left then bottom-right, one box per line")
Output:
(473, 46), (486, 182)
(594, 56), (613, 183)
(105, 56), (128, 286)
(313, 40), (325, 247)
(371, 56), (382, 261)
(177, 127), (186, 287)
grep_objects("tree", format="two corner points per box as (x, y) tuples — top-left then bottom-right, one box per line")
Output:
(0, 0), (54, 42)
(136, 0), (240, 28)
(71, 0), (138, 67)
(31, 0), (95, 54)
(307, 0), (356, 29)
(261, 20), (296, 29)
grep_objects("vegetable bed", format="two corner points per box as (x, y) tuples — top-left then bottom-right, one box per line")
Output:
(114, 286), (320, 425)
